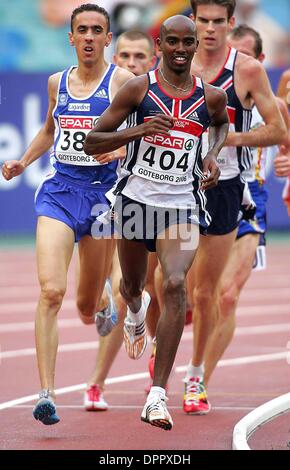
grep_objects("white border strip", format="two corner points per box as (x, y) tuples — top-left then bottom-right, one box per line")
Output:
(232, 392), (290, 450)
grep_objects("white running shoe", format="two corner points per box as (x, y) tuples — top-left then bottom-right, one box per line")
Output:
(141, 394), (173, 431)
(123, 291), (151, 360)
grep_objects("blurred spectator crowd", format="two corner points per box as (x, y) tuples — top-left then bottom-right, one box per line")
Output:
(0, 0), (289, 71)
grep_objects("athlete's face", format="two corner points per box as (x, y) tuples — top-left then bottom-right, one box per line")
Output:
(69, 11), (112, 65)
(114, 38), (156, 76)
(157, 24), (198, 73)
(193, 4), (235, 52)
(228, 34), (264, 62)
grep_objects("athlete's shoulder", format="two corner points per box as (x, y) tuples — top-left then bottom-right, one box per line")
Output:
(115, 69), (149, 94)
(48, 72), (63, 96)
(113, 66), (135, 87)
(204, 81), (227, 103)
(235, 52), (264, 79)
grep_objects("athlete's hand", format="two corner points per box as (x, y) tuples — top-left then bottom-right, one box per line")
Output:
(274, 151), (290, 177)
(141, 114), (176, 137)
(93, 146), (127, 164)
(201, 153), (220, 190)
(1, 160), (25, 181)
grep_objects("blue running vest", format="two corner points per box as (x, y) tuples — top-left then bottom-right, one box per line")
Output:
(52, 63), (118, 185)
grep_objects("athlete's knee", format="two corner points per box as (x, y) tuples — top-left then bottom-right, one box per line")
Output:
(193, 285), (217, 312)
(76, 296), (96, 322)
(219, 286), (239, 320)
(163, 272), (186, 299)
(39, 284), (66, 310)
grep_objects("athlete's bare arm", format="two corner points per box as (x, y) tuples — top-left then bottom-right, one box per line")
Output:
(84, 75), (175, 158)
(2, 73), (59, 181)
(201, 84), (229, 189)
(225, 55), (287, 148)
(277, 69), (290, 110)
(274, 96), (290, 177)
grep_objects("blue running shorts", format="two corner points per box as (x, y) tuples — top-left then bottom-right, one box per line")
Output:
(35, 172), (112, 242)
(237, 180), (268, 246)
(205, 175), (245, 235)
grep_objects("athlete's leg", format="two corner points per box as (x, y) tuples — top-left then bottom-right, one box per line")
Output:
(154, 262), (164, 317)
(204, 233), (259, 385)
(86, 249), (127, 390)
(141, 224), (198, 430)
(35, 216), (75, 392)
(118, 239), (149, 312)
(190, 231), (237, 369)
(145, 253), (160, 339)
(154, 224), (198, 388)
(76, 236), (116, 324)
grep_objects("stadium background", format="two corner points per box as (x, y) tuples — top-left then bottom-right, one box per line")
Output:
(0, 0), (289, 237)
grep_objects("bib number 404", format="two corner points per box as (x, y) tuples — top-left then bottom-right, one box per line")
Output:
(142, 146), (189, 172)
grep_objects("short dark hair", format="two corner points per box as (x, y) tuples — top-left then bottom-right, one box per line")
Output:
(71, 3), (110, 33)
(115, 30), (155, 56)
(229, 24), (263, 58)
(190, 0), (236, 20)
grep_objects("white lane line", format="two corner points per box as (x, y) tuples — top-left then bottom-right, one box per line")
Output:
(0, 318), (83, 332)
(0, 341), (99, 359)
(1, 323), (290, 358)
(0, 301), (289, 320)
(0, 351), (287, 411)
(240, 288), (290, 299)
(12, 405), (255, 411)
(0, 299), (75, 314)
(1, 276), (290, 294)
(237, 304), (290, 317)
(1, 317), (290, 334)
(175, 351), (288, 372)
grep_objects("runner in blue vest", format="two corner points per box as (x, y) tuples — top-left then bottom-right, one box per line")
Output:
(2, 3), (133, 425)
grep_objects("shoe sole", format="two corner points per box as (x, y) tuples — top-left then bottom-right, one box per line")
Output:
(124, 331), (147, 360)
(84, 403), (108, 411)
(124, 291), (151, 360)
(141, 416), (172, 431)
(85, 406), (108, 412)
(33, 400), (60, 425)
(183, 404), (211, 415)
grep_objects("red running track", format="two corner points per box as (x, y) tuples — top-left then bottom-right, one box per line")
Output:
(0, 241), (289, 450)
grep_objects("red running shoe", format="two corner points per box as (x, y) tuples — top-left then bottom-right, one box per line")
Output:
(84, 385), (108, 411)
(183, 377), (211, 414)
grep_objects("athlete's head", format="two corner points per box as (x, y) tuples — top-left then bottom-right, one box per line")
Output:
(114, 30), (156, 76)
(71, 4), (110, 33)
(190, 0), (236, 51)
(69, 4), (112, 65)
(190, 0), (236, 20)
(157, 15), (198, 74)
(228, 24), (264, 62)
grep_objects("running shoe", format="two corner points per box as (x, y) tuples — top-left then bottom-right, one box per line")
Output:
(123, 291), (151, 360)
(84, 384), (108, 411)
(33, 389), (60, 425)
(183, 376), (211, 414)
(95, 279), (118, 337)
(141, 394), (173, 431)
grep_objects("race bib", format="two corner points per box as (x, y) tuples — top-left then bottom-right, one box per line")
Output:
(55, 115), (101, 166)
(133, 129), (199, 185)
